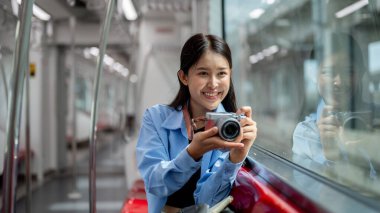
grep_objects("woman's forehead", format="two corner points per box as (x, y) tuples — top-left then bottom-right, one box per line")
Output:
(196, 51), (229, 65)
(321, 52), (349, 65)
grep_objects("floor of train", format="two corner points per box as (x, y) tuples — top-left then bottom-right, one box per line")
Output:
(15, 131), (130, 213)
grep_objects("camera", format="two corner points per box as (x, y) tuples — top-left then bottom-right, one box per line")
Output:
(331, 111), (372, 130)
(205, 112), (246, 141)
(330, 111), (372, 143)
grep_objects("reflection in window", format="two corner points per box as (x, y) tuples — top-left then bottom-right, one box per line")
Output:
(0, 50), (13, 130)
(75, 76), (91, 113)
(221, 0), (380, 201)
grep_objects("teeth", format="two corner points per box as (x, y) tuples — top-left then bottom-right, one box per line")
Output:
(204, 92), (218, 97)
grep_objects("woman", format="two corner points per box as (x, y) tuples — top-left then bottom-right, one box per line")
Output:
(292, 32), (377, 181)
(136, 33), (257, 212)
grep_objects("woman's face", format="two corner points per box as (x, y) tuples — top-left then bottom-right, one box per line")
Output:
(179, 50), (231, 117)
(317, 54), (359, 111)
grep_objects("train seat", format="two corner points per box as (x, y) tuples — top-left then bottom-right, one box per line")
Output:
(120, 179), (148, 213)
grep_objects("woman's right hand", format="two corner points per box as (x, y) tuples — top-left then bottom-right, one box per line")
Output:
(317, 105), (341, 160)
(186, 127), (244, 161)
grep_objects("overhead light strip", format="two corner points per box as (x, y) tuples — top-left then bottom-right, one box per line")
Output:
(335, 0), (368, 19)
(249, 8), (265, 19)
(249, 45), (279, 64)
(17, 0), (51, 21)
(84, 47), (130, 78)
(32, 4), (51, 21)
(122, 0), (137, 21)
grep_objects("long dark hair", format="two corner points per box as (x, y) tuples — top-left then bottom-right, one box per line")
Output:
(169, 33), (237, 112)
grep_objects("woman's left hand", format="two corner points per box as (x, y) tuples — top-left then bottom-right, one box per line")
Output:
(229, 106), (257, 163)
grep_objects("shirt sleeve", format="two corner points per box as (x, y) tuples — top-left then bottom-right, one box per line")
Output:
(292, 119), (327, 165)
(194, 152), (243, 207)
(136, 109), (201, 197)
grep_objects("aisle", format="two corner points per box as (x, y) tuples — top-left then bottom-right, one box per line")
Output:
(15, 132), (128, 213)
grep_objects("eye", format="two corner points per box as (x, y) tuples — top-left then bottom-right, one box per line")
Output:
(198, 71), (208, 76)
(218, 71), (228, 77)
(321, 69), (333, 77)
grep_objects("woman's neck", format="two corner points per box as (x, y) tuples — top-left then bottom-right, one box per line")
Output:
(188, 101), (208, 118)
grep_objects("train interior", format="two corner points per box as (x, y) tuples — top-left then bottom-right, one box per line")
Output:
(1, 0), (380, 212)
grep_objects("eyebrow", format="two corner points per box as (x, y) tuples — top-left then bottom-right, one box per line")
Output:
(195, 67), (208, 70)
(195, 66), (229, 70)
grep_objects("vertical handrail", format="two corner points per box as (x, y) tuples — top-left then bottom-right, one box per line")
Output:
(67, 16), (82, 200)
(88, 0), (115, 212)
(1, 0), (34, 213)
(0, 60), (8, 103)
(25, 57), (31, 213)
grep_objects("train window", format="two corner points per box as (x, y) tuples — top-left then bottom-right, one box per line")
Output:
(221, 0), (380, 202)
(75, 75), (92, 112)
(0, 48), (14, 132)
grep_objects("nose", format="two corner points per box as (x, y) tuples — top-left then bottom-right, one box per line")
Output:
(207, 75), (218, 88)
(333, 74), (341, 86)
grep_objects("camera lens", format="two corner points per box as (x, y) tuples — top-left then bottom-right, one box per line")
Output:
(220, 120), (240, 141)
(343, 116), (367, 130)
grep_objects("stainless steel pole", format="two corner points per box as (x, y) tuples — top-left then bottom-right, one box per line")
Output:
(88, 0), (115, 212)
(0, 59), (8, 102)
(25, 56), (31, 213)
(1, 0), (34, 212)
(67, 16), (81, 200)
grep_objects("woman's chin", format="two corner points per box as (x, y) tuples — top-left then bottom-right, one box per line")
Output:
(203, 102), (220, 111)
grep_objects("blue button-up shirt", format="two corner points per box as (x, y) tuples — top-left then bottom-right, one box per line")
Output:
(136, 104), (243, 212)
(292, 100), (327, 164)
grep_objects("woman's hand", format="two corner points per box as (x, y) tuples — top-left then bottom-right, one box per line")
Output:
(229, 106), (257, 163)
(187, 127), (244, 161)
(317, 105), (341, 161)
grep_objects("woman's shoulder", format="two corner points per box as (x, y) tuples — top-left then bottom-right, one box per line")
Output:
(144, 104), (179, 120)
(146, 104), (177, 114)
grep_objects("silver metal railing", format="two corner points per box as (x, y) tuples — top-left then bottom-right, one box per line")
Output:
(88, 0), (115, 212)
(0, 59), (8, 103)
(1, 0), (34, 212)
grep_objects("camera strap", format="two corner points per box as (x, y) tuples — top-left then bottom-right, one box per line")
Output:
(183, 104), (207, 141)
(183, 104), (194, 141)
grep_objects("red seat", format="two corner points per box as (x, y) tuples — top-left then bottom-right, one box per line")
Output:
(121, 198), (148, 213)
(121, 179), (148, 213)
(229, 166), (303, 213)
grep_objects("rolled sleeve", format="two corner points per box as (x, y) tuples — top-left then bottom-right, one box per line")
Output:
(222, 155), (243, 184)
(194, 152), (243, 207)
(173, 146), (202, 172)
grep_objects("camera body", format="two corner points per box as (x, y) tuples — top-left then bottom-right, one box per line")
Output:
(331, 111), (372, 130)
(330, 111), (372, 144)
(205, 112), (246, 141)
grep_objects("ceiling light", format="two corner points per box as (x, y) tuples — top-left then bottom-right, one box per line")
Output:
(103, 55), (114, 66)
(121, 68), (129, 77)
(112, 62), (124, 72)
(122, 0), (137, 21)
(17, 0), (51, 21)
(129, 74), (138, 83)
(249, 9), (265, 19)
(335, 0), (368, 19)
(265, 0), (276, 5)
(249, 45), (279, 64)
(89, 47), (99, 56)
(32, 4), (51, 21)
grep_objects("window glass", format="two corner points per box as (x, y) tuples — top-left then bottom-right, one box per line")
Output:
(75, 76), (91, 112)
(222, 0), (380, 200)
(0, 51), (12, 130)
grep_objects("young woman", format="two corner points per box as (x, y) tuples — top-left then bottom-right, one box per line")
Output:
(292, 32), (377, 181)
(136, 33), (257, 212)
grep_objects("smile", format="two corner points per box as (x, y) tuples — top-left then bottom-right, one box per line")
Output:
(203, 92), (222, 99)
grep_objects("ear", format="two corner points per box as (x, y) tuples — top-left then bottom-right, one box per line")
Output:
(178, 70), (188, 86)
